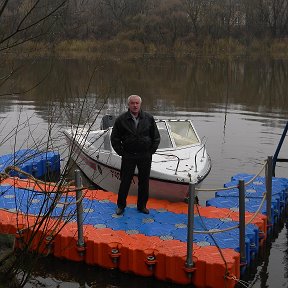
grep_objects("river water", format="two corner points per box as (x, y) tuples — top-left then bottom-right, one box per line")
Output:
(0, 56), (288, 287)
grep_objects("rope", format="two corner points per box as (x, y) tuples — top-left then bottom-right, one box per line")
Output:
(0, 167), (89, 257)
(193, 192), (267, 234)
(245, 193), (267, 224)
(3, 161), (270, 234)
(225, 274), (250, 288)
(2, 166), (86, 206)
(1, 166), (85, 255)
(191, 160), (269, 234)
(194, 204), (230, 288)
(11, 166), (76, 188)
(196, 160), (267, 192)
(1, 158), (273, 285)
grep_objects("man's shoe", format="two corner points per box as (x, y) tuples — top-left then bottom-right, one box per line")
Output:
(116, 207), (124, 215)
(138, 207), (149, 214)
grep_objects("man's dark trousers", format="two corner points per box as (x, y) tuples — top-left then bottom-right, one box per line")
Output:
(117, 155), (152, 209)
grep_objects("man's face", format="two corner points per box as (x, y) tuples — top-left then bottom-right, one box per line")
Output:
(128, 96), (141, 116)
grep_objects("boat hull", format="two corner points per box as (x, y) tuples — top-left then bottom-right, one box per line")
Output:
(70, 145), (193, 202)
(63, 118), (211, 203)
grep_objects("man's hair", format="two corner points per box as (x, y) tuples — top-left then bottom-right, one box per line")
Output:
(128, 95), (142, 104)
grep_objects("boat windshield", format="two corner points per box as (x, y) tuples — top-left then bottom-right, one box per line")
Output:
(168, 121), (199, 147)
(157, 122), (173, 149)
(157, 120), (199, 149)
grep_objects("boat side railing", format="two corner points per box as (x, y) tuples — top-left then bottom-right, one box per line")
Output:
(194, 137), (208, 173)
(154, 152), (181, 175)
(155, 139), (208, 175)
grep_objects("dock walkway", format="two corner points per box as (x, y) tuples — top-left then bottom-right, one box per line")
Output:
(0, 150), (287, 288)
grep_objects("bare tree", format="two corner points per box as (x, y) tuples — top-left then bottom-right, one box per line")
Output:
(0, 0), (68, 51)
(0, 2), (88, 288)
(266, 0), (288, 37)
(0, 0), (70, 101)
(182, 0), (205, 39)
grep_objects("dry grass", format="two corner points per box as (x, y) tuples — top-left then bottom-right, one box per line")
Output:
(270, 38), (288, 58)
(54, 39), (144, 59)
(4, 38), (288, 60)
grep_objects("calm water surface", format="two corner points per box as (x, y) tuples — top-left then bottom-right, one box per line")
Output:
(0, 57), (288, 287)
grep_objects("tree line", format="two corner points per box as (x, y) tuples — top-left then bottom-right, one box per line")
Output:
(1, 0), (288, 54)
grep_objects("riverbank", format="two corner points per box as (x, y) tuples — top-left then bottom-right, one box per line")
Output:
(0, 234), (14, 258)
(0, 234), (17, 288)
(4, 38), (288, 60)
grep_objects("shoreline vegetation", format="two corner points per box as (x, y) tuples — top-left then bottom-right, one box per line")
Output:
(5, 38), (288, 60)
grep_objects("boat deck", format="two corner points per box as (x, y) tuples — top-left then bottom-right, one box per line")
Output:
(0, 150), (287, 288)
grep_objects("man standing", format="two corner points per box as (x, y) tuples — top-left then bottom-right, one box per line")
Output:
(111, 95), (160, 215)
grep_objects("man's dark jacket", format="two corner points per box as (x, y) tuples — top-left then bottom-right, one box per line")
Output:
(111, 110), (160, 158)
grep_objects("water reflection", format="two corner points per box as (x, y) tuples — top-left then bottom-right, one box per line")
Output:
(24, 256), (185, 288)
(240, 218), (288, 288)
(1, 58), (288, 119)
(0, 57), (288, 288)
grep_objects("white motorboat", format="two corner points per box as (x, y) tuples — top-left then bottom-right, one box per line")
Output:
(63, 116), (211, 202)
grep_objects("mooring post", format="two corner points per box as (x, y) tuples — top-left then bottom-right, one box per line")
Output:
(272, 121), (288, 176)
(239, 179), (246, 265)
(186, 182), (195, 271)
(75, 169), (85, 252)
(266, 156), (273, 226)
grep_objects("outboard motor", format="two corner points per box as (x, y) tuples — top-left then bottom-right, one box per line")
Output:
(100, 115), (116, 130)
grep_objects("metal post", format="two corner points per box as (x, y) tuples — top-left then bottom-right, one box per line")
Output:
(272, 121), (288, 176)
(239, 179), (246, 264)
(75, 169), (85, 249)
(186, 182), (195, 269)
(266, 156), (273, 225)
